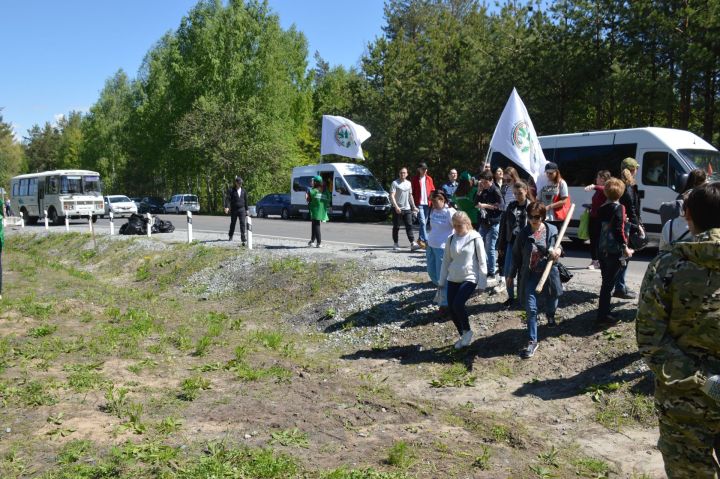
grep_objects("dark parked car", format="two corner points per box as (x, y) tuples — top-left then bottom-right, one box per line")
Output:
(255, 193), (291, 219)
(138, 196), (166, 214)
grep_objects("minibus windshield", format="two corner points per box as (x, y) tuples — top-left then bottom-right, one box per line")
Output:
(678, 149), (720, 180)
(344, 175), (383, 191)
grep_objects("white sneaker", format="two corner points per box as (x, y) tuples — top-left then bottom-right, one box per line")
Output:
(315, 243), (322, 248)
(308, 241), (314, 247)
(410, 242), (421, 251)
(393, 243), (401, 251)
(454, 330), (473, 349)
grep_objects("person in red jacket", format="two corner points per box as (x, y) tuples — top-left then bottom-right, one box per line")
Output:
(411, 162), (435, 247)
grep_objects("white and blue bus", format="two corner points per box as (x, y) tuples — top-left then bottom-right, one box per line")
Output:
(10, 170), (105, 225)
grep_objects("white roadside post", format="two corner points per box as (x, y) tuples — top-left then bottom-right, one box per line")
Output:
(44, 210), (49, 230)
(88, 214), (93, 233)
(146, 213), (152, 237)
(187, 211), (193, 243)
(246, 215), (253, 250)
(109, 212), (114, 235)
(20, 211), (24, 229)
(65, 215), (69, 232)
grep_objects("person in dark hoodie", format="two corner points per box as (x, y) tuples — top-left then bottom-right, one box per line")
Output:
(615, 158), (643, 299)
(497, 180), (532, 308)
(636, 181), (720, 478)
(224, 175), (249, 246)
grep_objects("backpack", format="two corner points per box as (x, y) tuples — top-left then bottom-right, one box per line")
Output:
(659, 199), (683, 225)
(598, 204), (628, 256)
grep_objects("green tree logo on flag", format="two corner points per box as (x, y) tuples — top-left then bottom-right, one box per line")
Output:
(511, 120), (531, 154)
(334, 124), (356, 148)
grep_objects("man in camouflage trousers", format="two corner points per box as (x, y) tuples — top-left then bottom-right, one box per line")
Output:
(637, 182), (720, 478)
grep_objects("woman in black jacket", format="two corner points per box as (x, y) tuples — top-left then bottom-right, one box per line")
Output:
(497, 180), (532, 307)
(615, 158), (643, 299)
(510, 201), (563, 359)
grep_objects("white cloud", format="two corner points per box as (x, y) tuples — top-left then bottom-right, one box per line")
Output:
(9, 123), (22, 142)
(53, 113), (65, 125)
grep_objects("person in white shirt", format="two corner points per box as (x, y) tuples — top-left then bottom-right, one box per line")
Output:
(426, 190), (456, 314)
(438, 211), (488, 349)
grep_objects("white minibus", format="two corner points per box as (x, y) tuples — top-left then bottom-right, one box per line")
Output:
(290, 163), (391, 221)
(489, 127), (719, 241)
(10, 170), (105, 225)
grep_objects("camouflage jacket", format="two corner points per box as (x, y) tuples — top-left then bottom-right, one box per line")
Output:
(636, 228), (720, 412)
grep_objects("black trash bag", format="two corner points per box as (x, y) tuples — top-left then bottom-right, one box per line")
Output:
(120, 213), (148, 235)
(153, 217), (175, 233)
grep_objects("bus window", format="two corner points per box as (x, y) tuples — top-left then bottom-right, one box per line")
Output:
(642, 152), (668, 187)
(669, 155), (685, 192)
(12, 181), (18, 196)
(47, 176), (59, 194)
(61, 175), (83, 194)
(29, 178), (37, 196)
(19, 179), (28, 196)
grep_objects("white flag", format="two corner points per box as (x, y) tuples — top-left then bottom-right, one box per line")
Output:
(320, 115), (371, 160)
(488, 88), (547, 181)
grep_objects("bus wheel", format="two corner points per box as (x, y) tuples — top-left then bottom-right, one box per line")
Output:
(48, 207), (61, 226)
(343, 206), (353, 222)
(92, 215), (98, 223)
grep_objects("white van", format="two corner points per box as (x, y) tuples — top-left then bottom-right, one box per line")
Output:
(290, 163), (391, 221)
(489, 127), (719, 241)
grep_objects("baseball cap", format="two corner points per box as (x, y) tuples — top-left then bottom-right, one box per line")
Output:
(418, 162), (428, 170)
(459, 171), (472, 181)
(622, 157), (639, 170)
(545, 162), (559, 172)
(234, 175), (243, 183)
(313, 175), (323, 183)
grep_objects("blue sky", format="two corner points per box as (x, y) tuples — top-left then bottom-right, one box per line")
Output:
(0, 0), (386, 140)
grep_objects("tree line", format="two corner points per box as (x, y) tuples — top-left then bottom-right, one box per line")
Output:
(2, 0), (718, 210)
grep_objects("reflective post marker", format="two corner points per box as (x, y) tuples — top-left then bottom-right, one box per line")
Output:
(65, 215), (69, 232)
(109, 212), (114, 235)
(88, 214), (93, 233)
(44, 210), (49, 230)
(20, 212), (24, 229)
(246, 215), (253, 250)
(187, 211), (193, 243)
(146, 213), (152, 237)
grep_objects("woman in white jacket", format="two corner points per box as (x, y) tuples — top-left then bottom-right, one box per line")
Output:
(438, 211), (488, 349)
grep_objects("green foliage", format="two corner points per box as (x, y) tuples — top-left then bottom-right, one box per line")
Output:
(270, 428), (309, 448)
(322, 468), (408, 479)
(175, 443), (299, 479)
(430, 363), (476, 388)
(28, 324), (57, 338)
(472, 445), (492, 470)
(572, 456), (610, 478)
(179, 376), (211, 401)
(386, 441), (415, 469)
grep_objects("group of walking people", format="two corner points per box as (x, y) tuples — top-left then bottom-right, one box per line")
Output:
(391, 161), (570, 358)
(391, 158), (715, 363)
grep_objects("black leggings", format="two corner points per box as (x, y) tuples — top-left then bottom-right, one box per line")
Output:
(589, 216), (601, 261)
(392, 210), (414, 244)
(311, 220), (321, 245)
(228, 208), (247, 241)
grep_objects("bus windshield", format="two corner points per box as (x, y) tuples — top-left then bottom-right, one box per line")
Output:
(678, 149), (720, 180)
(83, 175), (102, 195)
(344, 175), (383, 191)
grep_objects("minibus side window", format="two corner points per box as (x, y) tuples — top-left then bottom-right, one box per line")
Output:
(293, 176), (313, 192)
(335, 178), (349, 195)
(642, 152), (668, 186)
(669, 155), (685, 191)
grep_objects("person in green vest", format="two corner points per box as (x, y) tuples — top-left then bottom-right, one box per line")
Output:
(452, 171), (479, 229)
(306, 175), (331, 248)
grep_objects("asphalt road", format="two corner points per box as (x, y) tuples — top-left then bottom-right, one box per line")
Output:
(40, 212), (655, 286)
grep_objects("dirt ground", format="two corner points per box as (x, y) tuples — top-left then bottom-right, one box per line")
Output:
(0, 231), (665, 478)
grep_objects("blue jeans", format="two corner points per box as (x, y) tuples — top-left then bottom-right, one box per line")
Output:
(525, 273), (558, 343)
(503, 243), (515, 299)
(426, 246), (447, 306)
(479, 222), (500, 276)
(614, 258), (629, 293)
(417, 205), (430, 242)
(447, 280), (476, 335)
